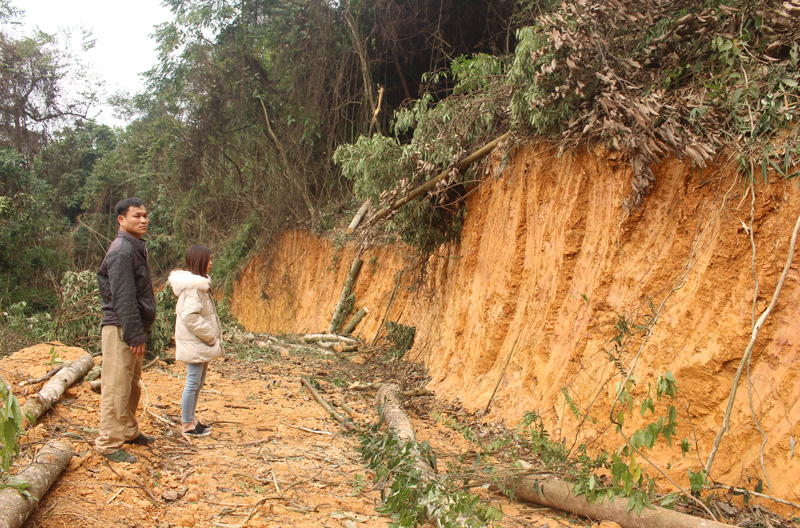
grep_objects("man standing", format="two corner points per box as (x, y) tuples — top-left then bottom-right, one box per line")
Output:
(95, 198), (157, 463)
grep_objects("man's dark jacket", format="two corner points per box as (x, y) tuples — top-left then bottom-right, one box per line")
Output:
(97, 230), (156, 347)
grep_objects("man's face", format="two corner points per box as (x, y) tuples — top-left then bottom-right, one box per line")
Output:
(118, 205), (149, 239)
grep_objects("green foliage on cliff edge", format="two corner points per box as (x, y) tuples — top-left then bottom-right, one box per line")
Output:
(507, 0), (800, 211)
(337, 0), (800, 242)
(334, 53), (510, 254)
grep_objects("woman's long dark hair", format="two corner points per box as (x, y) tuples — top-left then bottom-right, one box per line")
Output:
(185, 245), (211, 278)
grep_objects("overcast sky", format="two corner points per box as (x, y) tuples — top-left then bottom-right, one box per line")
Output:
(19, 0), (174, 127)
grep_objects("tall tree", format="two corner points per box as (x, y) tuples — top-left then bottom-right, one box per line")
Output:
(0, 2), (98, 165)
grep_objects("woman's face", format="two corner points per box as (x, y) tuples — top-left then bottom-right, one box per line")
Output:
(206, 257), (213, 274)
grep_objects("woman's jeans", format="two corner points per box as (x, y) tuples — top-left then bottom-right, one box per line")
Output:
(182, 362), (209, 424)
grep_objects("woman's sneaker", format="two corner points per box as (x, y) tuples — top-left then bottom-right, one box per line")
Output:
(184, 424), (211, 437)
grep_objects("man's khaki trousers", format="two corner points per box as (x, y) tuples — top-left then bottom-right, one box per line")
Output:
(95, 325), (143, 454)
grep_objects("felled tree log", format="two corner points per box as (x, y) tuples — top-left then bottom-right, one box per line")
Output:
(329, 257), (363, 333)
(375, 385), (732, 528)
(302, 334), (358, 346)
(376, 384), (435, 478)
(0, 440), (74, 528)
(341, 307), (369, 335)
(507, 475), (735, 528)
(347, 198), (372, 234)
(82, 379), (101, 392)
(376, 384), (417, 442)
(20, 353), (94, 427)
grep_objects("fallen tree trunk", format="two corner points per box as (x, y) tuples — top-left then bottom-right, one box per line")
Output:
(376, 383), (416, 442)
(376, 384), (435, 478)
(0, 440), (73, 528)
(329, 257), (363, 333)
(302, 334), (358, 346)
(20, 353), (94, 427)
(370, 132), (510, 225)
(341, 306), (369, 335)
(347, 198), (371, 234)
(507, 475), (735, 528)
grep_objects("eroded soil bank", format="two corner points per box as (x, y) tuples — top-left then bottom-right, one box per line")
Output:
(232, 142), (800, 505)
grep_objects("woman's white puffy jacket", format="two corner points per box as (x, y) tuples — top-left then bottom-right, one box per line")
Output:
(168, 270), (224, 363)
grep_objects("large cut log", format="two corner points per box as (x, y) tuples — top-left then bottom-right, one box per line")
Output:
(375, 385), (733, 528)
(376, 384), (435, 478)
(0, 440), (74, 528)
(20, 353), (94, 427)
(329, 257), (363, 333)
(507, 475), (735, 528)
(341, 307), (369, 335)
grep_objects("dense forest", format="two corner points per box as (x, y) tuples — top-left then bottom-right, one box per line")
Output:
(1, 0), (799, 357)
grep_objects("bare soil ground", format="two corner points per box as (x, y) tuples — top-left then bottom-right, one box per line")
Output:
(1, 339), (588, 528)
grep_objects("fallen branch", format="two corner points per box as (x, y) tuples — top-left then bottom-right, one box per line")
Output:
(0, 440), (74, 528)
(349, 382), (431, 397)
(19, 363), (69, 388)
(143, 357), (160, 371)
(20, 354), (95, 428)
(705, 209), (800, 475)
(299, 378), (356, 431)
(370, 132), (510, 225)
(704, 484), (800, 510)
(484, 328), (523, 414)
(283, 423), (332, 436)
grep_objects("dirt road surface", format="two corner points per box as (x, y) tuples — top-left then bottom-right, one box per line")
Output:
(1, 341), (583, 528)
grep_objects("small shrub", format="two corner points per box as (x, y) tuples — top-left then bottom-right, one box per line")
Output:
(385, 321), (416, 358)
(52, 270), (102, 353)
(0, 380), (23, 473)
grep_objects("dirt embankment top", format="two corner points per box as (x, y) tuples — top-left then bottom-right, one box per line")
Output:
(232, 142), (800, 505)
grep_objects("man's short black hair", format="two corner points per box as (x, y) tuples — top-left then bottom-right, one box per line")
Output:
(115, 198), (144, 218)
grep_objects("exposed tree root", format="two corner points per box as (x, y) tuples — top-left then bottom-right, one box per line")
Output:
(705, 209), (800, 475)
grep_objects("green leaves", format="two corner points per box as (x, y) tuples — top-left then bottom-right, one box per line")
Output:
(358, 431), (502, 528)
(0, 380), (23, 473)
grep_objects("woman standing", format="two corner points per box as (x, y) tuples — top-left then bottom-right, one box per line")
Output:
(169, 245), (224, 437)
